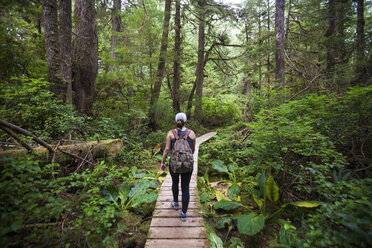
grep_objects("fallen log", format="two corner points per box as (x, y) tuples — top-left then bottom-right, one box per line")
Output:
(0, 139), (123, 164)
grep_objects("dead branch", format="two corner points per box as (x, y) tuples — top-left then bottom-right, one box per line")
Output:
(0, 119), (55, 154)
(0, 126), (34, 151)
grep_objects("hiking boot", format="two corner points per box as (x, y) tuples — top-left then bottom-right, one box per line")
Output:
(171, 200), (179, 210)
(181, 211), (187, 222)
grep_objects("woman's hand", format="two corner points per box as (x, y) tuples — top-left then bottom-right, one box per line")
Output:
(160, 162), (166, 172)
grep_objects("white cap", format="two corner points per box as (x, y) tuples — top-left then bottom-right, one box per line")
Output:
(175, 112), (187, 123)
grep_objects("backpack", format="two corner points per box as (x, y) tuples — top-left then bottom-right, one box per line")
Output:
(169, 129), (194, 173)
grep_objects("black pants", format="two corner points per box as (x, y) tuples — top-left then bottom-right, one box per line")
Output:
(169, 166), (193, 213)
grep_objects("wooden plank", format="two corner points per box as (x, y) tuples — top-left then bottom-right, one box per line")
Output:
(145, 239), (209, 248)
(148, 227), (207, 239)
(160, 190), (198, 196)
(162, 182), (197, 187)
(156, 201), (200, 209)
(161, 186), (199, 191)
(150, 217), (204, 227)
(156, 194), (199, 202)
(153, 209), (201, 217)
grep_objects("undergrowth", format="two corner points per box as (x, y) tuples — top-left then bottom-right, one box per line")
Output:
(198, 86), (372, 248)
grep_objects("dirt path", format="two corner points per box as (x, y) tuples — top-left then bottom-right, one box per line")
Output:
(145, 132), (217, 248)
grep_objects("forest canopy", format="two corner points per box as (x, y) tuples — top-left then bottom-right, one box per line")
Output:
(0, 0), (371, 247)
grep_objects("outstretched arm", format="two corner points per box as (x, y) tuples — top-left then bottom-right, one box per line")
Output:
(191, 131), (196, 153)
(161, 131), (172, 171)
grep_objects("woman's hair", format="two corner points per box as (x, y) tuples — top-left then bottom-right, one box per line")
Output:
(176, 120), (185, 129)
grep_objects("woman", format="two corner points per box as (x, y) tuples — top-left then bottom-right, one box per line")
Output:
(160, 112), (196, 222)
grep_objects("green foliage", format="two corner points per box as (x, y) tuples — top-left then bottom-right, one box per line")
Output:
(0, 77), (84, 140)
(103, 178), (157, 211)
(301, 179), (372, 248)
(0, 2), (46, 81)
(236, 213), (265, 236)
(0, 154), (159, 247)
(0, 156), (66, 247)
(202, 97), (240, 127)
(199, 86), (372, 246)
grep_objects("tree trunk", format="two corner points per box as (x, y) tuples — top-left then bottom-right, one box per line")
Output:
(285, 0), (292, 40)
(326, 0), (336, 83)
(258, 12), (262, 93)
(149, 0), (172, 129)
(73, 0), (98, 113)
(43, 0), (63, 96)
(275, 0), (285, 88)
(59, 0), (72, 104)
(336, 0), (348, 63)
(109, 0), (121, 72)
(172, 0), (181, 113)
(187, 80), (197, 120)
(354, 0), (367, 85)
(266, 0), (271, 87)
(194, 0), (206, 123)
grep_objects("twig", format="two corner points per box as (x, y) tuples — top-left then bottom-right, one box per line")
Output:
(360, 133), (370, 159)
(57, 147), (96, 167)
(288, 73), (320, 101)
(23, 222), (62, 228)
(0, 126), (33, 151)
(74, 145), (93, 173)
(0, 119), (54, 154)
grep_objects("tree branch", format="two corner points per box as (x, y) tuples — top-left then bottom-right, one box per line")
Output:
(0, 126), (34, 151)
(0, 119), (54, 154)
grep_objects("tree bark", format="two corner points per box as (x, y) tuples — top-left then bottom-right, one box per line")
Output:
(43, 0), (63, 96)
(285, 0), (292, 40)
(172, 0), (181, 113)
(275, 0), (285, 88)
(354, 0), (367, 85)
(326, 0), (336, 82)
(73, 0), (98, 113)
(148, 0), (172, 129)
(194, 0), (206, 123)
(109, 0), (121, 72)
(187, 80), (197, 120)
(258, 12), (262, 93)
(266, 0), (271, 87)
(59, 0), (72, 104)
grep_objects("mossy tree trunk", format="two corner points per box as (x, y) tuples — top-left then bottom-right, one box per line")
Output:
(73, 0), (98, 113)
(43, 0), (64, 97)
(194, 0), (206, 123)
(59, 0), (73, 104)
(148, 0), (172, 129)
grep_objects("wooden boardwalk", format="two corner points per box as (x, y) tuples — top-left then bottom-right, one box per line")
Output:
(145, 132), (217, 248)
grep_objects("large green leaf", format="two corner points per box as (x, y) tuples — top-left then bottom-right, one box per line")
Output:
(227, 182), (240, 200)
(130, 192), (157, 208)
(236, 213), (265, 235)
(129, 180), (150, 198)
(292, 201), (322, 208)
(212, 160), (229, 174)
(257, 173), (267, 196)
(131, 166), (148, 179)
(199, 191), (214, 203)
(209, 231), (223, 248)
(251, 189), (263, 209)
(214, 199), (243, 211)
(227, 163), (238, 173)
(216, 217), (232, 229)
(102, 186), (119, 202)
(119, 181), (130, 207)
(266, 174), (279, 202)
